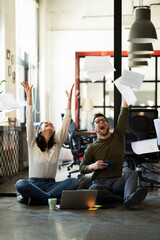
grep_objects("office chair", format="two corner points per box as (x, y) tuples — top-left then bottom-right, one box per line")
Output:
(67, 130), (97, 178)
(125, 109), (160, 188)
(58, 119), (78, 169)
(125, 131), (138, 171)
(67, 132), (85, 177)
(58, 116), (95, 177)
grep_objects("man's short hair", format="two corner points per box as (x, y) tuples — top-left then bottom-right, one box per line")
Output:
(92, 113), (108, 127)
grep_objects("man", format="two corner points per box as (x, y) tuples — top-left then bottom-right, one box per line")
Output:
(80, 99), (148, 209)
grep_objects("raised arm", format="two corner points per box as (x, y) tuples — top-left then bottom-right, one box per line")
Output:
(21, 81), (35, 147)
(21, 81), (33, 106)
(114, 98), (129, 136)
(66, 83), (74, 110)
(122, 98), (129, 108)
(56, 84), (74, 145)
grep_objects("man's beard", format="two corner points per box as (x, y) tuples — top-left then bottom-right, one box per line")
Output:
(96, 128), (109, 136)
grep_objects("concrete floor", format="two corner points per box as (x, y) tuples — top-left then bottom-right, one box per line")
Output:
(0, 166), (160, 240)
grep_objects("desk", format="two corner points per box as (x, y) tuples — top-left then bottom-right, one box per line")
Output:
(75, 131), (96, 136)
(74, 131), (97, 146)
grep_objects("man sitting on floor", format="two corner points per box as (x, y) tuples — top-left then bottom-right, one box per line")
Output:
(80, 98), (148, 209)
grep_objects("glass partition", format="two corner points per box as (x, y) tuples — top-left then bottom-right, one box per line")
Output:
(76, 52), (160, 129)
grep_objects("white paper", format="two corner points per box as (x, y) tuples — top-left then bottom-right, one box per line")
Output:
(114, 77), (137, 106)
(0, 93), (27, 112)
(120, 69), (145, 89)
(86, 71), (106, 82)
(83, 56), (115, 82)
(131, 138), (160, 155)
(83, 56), (114, 72)
(154, 119), (160, 146)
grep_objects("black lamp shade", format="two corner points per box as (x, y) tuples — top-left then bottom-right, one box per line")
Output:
(128, 53), (151, 61)
(128, 43), (154, 54)
(128, 8), (157, 43)
(128, 60), (148, 68)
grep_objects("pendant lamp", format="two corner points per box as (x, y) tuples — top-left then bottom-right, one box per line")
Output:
(128, 53), (151, 62)
(128, 60), (148, 68)
(128, 43), (154, 54)
(128, 7), (157, 43)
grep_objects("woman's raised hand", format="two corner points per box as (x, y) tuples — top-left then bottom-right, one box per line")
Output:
(66, 83), (74, 110)
(21, 81), (33, 106)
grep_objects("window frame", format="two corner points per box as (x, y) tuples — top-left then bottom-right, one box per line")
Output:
(75, 51), (160, 128)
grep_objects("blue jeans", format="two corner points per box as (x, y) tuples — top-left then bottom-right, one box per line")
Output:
(15, 177), (79, 204)
(89, 170), (137, 204)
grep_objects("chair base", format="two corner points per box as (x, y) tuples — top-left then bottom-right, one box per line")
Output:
(68, 169), (79, 178)
(137, 174), (160, 188)
(58, 160), (71, 170)
(136, 166), (160, 188)
(67, 160), (75, 171)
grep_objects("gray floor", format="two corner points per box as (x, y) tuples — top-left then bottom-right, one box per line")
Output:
(0, 166), (160, 240)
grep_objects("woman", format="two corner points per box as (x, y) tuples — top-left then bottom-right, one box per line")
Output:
(16, 82), (79, 205)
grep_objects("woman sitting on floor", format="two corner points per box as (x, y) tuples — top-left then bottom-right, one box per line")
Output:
(16, 81), (79, 205)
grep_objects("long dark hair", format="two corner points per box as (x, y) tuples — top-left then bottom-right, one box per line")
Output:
(35, 122), (56, 152)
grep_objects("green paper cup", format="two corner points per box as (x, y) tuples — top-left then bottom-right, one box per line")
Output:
(48, 198), (57, 210)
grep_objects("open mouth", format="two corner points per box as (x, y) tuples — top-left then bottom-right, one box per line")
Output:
(100, 126), (105, 130)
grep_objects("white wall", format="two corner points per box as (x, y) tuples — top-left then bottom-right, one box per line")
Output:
(0, 0), (16, 119)
(5, 0), (16, 99)
(0, 0), (5, 89)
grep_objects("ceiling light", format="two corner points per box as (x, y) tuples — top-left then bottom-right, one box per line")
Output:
(128, 42), (154, 54)
(128, 7), (157, 43)
(128, 53), (151, 62)
(128, 60), (148, 68)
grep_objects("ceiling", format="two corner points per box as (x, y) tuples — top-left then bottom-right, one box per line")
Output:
(48, 0), (160, 30)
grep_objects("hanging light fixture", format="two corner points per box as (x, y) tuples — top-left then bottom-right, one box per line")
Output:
(128, 53), (151, 62)
(128, 60), (148, 68)
(128, 42), (154, 54)
(128, 6), (157, 43)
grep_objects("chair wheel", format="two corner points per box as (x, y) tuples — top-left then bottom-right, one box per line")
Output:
(67, 167), (70, 171)
(68, 174), (71, 178)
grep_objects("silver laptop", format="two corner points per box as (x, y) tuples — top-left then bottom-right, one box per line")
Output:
(57, 190), (98, 209)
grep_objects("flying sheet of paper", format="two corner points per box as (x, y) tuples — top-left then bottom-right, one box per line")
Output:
(131, 138), (160, 155)
(0, 93), (26, 112)
(83, 56), (115, 82)
(120, 69), (145, 89)
(114, 77), (137, 106)
(86, 71), (107, 82)
(154, 119), (160, 147)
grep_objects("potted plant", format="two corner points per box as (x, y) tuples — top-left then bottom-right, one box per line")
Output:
(0, 80), (6, 113)
(0, 80), (6, 94)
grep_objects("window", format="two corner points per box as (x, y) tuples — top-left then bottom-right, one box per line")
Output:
(16, 0), (39, 124)
(75, 51), (160, 130)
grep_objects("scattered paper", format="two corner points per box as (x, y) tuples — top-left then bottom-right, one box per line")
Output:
(120, 69), (145, 89)
(154, 119), (160, 147)
(114, 77), (137, 106)
(86, 71), (107, 82)
(83, 56), (115, 82)
(0, 93), (26, 112)
(131, 138), (160, 155)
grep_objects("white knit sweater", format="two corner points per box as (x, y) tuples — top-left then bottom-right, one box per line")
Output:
(26, 105), (71, 178)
